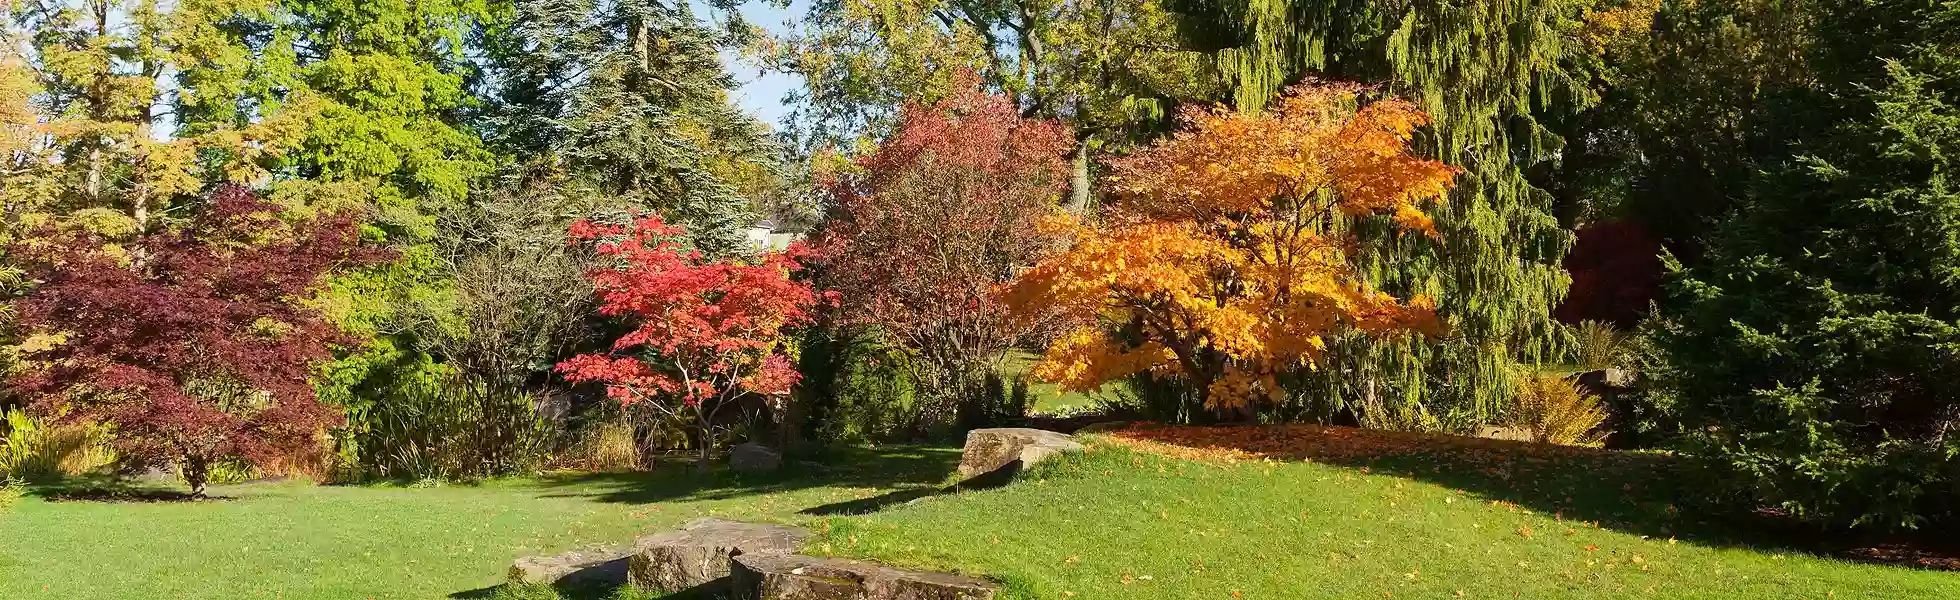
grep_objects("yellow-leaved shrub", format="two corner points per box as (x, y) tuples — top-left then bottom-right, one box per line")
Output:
(1512, 374), (1608, 446)
(0, 408), (117, 479)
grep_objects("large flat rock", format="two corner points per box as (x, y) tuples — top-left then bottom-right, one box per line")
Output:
(507, 543), (633, 587)
(732, 553), (998, 600)
(957, 428), (1083, 478)
(627, 517), (812, 593)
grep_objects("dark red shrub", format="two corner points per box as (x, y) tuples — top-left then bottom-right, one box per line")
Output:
(6, 185), (389, 494)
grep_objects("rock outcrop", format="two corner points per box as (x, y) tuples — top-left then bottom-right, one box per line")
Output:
(627, 517), (811, 592)
(733, 553), (998, 600)
(510, 518), (999, 598)
(956, 428), (1083, 478)
(507, 543), (634, 588)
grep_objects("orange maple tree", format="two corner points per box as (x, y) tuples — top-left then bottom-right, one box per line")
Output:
(1003, 82), (1458, 411)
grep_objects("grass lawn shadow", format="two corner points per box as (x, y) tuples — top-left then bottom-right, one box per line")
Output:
(799, 460), (1022, 516)
(531, 445), (964, 506)
(23, 474), (233, 503)
(1101, 424), (1959, 568)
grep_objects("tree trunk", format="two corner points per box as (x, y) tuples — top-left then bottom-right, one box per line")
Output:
(183, 456), (209, 498)
(693, 403), (715, 473)
(1065, 140), (1092, 212)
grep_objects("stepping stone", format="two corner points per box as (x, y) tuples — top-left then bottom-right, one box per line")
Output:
(628, 517), (812, 592)
(957, 428), (1084, 478)
(732, 553), (998, 600)
(508, 543), (634, 587)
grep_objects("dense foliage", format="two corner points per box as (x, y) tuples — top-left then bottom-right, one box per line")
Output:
(557, 214), (823, 467)
(1650, 0), (1960, 532)
(6, 186), (384, 494)
(761, 0), (1225, 208)
(816, 78), (1072, 422)
(0, 0), (1954, 545)
(1006, 83), (1452, 417)
(1165, 0), (1584, 429)
(480, 0), (776, 254)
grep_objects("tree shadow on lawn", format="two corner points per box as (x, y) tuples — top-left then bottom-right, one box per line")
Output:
(22, 474), (235, 503)
(1102, 424), (1960, 569)
(798, 460), (1023, 516)
(529, 445), (964, 506)
(452, 446), (965, 600)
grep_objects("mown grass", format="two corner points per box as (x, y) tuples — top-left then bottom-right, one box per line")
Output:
(0, 447), (959, 600)
(4, 429), (1955, 600)
(813, 431), (1960, 600)
(999, 350), (1123, 415)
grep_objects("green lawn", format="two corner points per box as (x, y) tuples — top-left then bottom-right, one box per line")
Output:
(816, 430), (1958, 600)
(4, 430), (1955, 600)
(0, 448), (958, 600)
(1000, 350), (1125, 415)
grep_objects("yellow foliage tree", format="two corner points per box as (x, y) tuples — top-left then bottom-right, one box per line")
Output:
(1003, 82), (1459, 411)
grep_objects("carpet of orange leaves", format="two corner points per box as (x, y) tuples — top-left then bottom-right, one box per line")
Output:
(1099, 422), (1642, 466)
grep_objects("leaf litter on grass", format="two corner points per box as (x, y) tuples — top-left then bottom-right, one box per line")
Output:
(1096, 422), (1960, 576)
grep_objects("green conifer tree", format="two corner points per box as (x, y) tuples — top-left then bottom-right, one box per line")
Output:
(480, 0), (774, 254)
(1655, 0), (1960, 532)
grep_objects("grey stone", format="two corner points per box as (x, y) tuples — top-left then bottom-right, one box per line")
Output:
(627, 517), (811, 593)
(730, 443), (784, 473)
(956, 428), (1083, 478)
(1475, 425), (1536, 442)
(508, 543), (633, 587)
(732, 553), (997, 600)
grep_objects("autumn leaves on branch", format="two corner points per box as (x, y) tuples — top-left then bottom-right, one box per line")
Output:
(554, 79), (1462, 444)
(1004, 82), (1456, 411)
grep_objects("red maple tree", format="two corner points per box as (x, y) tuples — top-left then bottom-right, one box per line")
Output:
(556, 214), (824, 468)
(7, 185), (387, 495)
(814, 76), (1073, 418)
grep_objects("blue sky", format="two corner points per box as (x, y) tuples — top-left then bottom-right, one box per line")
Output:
(707, 0), (808, 126)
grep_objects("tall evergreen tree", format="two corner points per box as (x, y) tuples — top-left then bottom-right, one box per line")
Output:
(273, 0), (494, 234)
(480, 0), (773, 254)
(1166, 0), (1589, 428)
(1654, 0), (1960, 532)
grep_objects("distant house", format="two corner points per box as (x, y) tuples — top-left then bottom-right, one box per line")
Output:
(745, 219), (804, 252)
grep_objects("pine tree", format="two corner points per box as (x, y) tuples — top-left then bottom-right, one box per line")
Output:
(1167, 0), (1587, 428)
(480, 0), (773, 254)
(1655, 0), (1960, 532)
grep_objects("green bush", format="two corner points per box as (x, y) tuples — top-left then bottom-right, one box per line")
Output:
(798, 329), (929, 444)
(0, 407), (116, 480)
(337, 373), (558, 482)
(956, 371), (1032, 431)
(1567, 320), (1629, 372)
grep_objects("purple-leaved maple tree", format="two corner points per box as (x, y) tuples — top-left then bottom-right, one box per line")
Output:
(6, 185), (388, 495)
